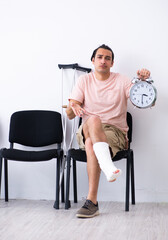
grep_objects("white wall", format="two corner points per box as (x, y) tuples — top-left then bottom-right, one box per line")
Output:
(0, 0), (168, 202)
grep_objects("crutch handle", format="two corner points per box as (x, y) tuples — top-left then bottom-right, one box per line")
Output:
(58, 63), (78, 69)
(75, 66), (92, 73)
(62, 105), (68, 108)
(58, 63), (92, 73)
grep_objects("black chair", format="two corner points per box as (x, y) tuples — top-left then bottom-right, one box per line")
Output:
(0, 110), (64, 209)
(65, 112), (135, 211)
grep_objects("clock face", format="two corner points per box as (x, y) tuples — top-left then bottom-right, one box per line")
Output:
(130, 81), (157, 108)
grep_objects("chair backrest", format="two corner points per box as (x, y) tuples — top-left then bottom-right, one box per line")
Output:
(9, 110), (63, 147)
(127, 112), (132, 144)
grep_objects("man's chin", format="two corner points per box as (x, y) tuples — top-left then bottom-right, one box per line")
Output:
(97, 69), (109, 74)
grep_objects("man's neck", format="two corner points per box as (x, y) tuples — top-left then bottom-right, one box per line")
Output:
(94, 71), (111, 81)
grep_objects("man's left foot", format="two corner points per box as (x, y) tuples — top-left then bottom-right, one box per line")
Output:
(76, 199), (99, 218)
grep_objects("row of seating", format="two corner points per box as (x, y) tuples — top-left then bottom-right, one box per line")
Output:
(0, 110), (135, 211)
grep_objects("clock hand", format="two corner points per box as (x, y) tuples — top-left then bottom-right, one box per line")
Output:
(141, 95), (143, 105)
(134, 94), (148, 96)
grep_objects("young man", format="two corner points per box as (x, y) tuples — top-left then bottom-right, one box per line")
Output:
(66, 44), (150, 218)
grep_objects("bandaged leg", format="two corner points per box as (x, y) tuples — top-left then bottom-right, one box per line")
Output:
(93, 142), (122, 182)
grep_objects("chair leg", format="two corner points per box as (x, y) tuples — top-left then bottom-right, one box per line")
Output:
(61, 156), (65, 203)
(0, 157), (3, 197)
(131, 150), (135, 205)
(61, 171), (64, 203)
(53, 157), (60, 209)
(73, 160), (77, 203)
(4, 159), (8, 202)
(125, 152), (131, 211)
(65, 155), (71, 209)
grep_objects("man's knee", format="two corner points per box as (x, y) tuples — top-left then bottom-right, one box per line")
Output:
(86, 116), (102, 126)
(83, 116), (102, 136)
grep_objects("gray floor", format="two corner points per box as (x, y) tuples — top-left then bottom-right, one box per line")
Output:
(0, 200), (168, 240)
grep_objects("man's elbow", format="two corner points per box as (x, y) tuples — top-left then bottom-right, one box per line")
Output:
(66, 108), (75, 120)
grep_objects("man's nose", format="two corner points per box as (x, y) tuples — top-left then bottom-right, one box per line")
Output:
(101, 58), (106, 64)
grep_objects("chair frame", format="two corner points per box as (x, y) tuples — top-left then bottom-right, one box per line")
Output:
(0, 110), (64, 209)
(65, 112), (135, 211)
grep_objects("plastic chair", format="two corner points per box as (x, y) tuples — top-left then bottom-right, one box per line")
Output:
(65, 112), (135, 211)
(0, 110), (64, 209)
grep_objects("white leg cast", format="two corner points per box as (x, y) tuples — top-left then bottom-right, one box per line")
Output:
(93, 142), (122, 182)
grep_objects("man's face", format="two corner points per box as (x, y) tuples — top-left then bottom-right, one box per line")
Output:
(92, 48), (114, 74)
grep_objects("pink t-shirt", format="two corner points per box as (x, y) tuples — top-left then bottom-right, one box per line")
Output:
(69, 72), (132, 133)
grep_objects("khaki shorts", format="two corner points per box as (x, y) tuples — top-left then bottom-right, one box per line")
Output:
(76, 123), (127, 157)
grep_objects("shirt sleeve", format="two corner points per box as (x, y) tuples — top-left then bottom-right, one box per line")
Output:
(124, 76), (133, 99)
(68, 75), (85, 104)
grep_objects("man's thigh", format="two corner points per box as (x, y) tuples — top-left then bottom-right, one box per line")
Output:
(76, 124), (85, 150)
(102, 124), (127, 157)
(76, 123), (127, 157)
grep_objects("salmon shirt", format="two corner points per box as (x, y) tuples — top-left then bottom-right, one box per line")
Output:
(69, 72), (132, 133)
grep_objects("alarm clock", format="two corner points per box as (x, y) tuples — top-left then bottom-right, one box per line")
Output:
(129, 78), (157, 109)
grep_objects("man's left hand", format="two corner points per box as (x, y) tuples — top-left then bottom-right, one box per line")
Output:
(137, 68), (150, 80)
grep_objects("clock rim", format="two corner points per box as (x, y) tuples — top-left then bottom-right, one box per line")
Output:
(129, 81), (157, 109)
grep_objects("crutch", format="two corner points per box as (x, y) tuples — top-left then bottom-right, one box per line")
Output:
(58, 63), (91, 190)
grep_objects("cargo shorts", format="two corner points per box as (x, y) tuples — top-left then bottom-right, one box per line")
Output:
(76, 123), (127, 157)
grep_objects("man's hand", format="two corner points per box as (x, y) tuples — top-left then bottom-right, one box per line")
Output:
(70, 102), (86, 117)
(66, 100), (85, 119)
(137, 68), (150, 80)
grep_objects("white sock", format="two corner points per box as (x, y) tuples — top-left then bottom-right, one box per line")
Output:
(93, 142), (122, 181)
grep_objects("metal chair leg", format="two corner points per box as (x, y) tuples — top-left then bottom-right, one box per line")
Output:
(61, 172), (64, 203)
(125, 152), (131, 211)
(4, 159), (8, 202)
(73, 160), (77, 203)
(0, 157), (3, 197)
(53, 157), (60, 209)
(131, 150), (135, 205)
(60, 156), (65, 203)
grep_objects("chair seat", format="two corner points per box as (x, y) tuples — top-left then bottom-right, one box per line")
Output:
(1, 148), (62, 162)
(68, 149), (86, 162)
(68, 148), (132, 162)
(113, 149), (132, 161)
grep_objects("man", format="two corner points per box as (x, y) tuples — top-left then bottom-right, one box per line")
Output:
(66, 44), (150, 218)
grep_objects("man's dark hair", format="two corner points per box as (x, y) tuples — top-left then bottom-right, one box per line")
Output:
(91, 44), (114, 62)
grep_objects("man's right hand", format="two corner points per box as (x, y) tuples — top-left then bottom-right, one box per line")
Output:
(70, 102), (86, 117)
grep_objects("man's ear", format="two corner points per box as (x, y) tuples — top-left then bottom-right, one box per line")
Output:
(92, 57), (95, 64)
(111, 61), (114, 67)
